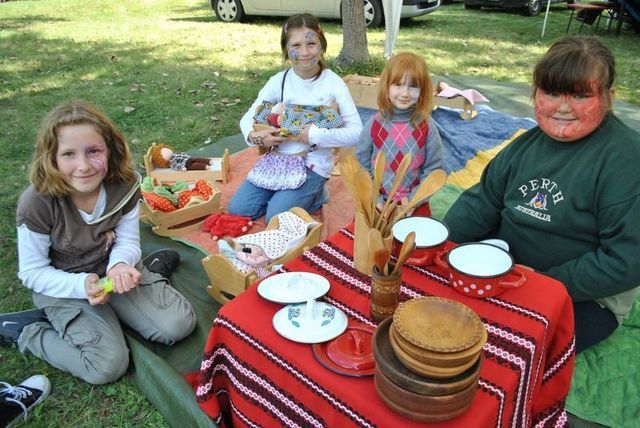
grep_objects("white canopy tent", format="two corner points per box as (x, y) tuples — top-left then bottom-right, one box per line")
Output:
(383, 0), (403, 59)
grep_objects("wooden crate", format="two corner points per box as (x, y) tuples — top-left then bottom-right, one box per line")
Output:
(140, 180), (222, 237)
(203, 207), (324, 305)
(143, 143), (230, 184)
(343, 74), (478, 120)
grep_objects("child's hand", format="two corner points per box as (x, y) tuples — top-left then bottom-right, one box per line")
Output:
(85, 274), (110, 306)
(107, 263), (141, 294)
(298, 125), (312, 144)
(250, 129), (285, 148)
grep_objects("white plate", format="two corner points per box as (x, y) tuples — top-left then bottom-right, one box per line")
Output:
(273, 301), (348, 344)
(258, 272), (330, 304)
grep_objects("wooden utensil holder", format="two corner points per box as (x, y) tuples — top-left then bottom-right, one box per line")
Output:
(354, 211), (393, 276)
(370, 264), (401, 323)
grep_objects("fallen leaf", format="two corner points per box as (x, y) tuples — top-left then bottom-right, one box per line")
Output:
(203, 138), (212, 145)
(201, 81), (216, 90)
(194, 102), (205, 108)
(124, 106), (136, 113)
(189, 89), (199, 95)
(130, 83), (146, 92)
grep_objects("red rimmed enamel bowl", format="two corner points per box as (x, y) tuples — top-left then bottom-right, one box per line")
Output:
(392, 216), (449, 267)
(434, 243), (527, 298)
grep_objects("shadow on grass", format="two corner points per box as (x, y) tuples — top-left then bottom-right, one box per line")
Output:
(0, 15), (69, 31)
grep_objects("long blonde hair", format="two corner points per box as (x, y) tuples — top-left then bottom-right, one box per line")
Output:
(30, 100), (136, 197)
(377, 52), (434, 126)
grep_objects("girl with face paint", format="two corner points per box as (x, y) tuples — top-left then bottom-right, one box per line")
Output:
(8, 100), (195, 384)
(356, 52), (444, 217)
(444, 36), (640, 354)
(231, 13), (362, 224)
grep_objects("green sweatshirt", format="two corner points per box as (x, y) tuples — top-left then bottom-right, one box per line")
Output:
(444, 114), (640, 323)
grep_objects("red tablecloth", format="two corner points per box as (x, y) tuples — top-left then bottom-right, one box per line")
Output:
(194, 225), (575, 427)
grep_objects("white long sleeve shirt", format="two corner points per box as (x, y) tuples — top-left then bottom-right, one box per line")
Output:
(239, 68), (363, 178)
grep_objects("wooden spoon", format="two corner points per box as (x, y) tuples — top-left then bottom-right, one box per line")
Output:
(368, 228), (389, 274)
(356, 169), (374, 226)
(371, 152), (386, 215)
(391, 231), (416, 276)
(378, 153), (413, 224)
(394, 169), (447, 220)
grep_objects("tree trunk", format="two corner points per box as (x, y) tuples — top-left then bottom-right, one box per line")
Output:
(336, 0), (370, 66)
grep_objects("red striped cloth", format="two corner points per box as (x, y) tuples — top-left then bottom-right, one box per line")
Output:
(194, 224), (574, 427)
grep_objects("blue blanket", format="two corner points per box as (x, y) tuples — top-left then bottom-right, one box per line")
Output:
(358, 105), (536, 173)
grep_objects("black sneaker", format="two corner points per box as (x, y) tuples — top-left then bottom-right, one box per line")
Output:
(142, 249), (180, 279)
(0, 309), (47, 346)
(0, 374), (51, 428)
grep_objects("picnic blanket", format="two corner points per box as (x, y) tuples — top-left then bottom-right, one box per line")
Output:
(130, 77), (640, 428)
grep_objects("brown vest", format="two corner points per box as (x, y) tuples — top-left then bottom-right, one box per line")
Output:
(17, 177), (141, 277)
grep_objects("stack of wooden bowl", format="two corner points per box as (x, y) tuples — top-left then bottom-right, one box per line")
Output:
(373, 297), (487, 423)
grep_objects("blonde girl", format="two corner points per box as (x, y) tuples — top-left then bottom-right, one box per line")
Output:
(1, 100), (195, 384)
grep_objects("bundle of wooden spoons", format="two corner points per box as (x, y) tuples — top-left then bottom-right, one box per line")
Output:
(339, 151), (447, 234)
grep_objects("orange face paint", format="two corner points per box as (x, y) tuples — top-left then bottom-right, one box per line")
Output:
(534, 83), (606, 142)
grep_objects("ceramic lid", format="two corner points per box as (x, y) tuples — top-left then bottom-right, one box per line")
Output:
(272, 300), (348, 344)
(258, 272), (330, 304)
(312, 323), (376, 377)
(392, 297), (483, 352)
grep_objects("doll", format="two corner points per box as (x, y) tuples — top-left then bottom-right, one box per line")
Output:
(254, 101), (343, 140)
(229, 241), (271, 268)
(150, 144), (218, 171)
(246, 101), (345, 191)
(217, 211), (317, 278)
(218, 239), (276, 279)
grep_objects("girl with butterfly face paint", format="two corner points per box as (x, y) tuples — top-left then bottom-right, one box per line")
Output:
(10, 100), (195, 384)
(230, 14), (362, 224)
(444, 36), (640, 354)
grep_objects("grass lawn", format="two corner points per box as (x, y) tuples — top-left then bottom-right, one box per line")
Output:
(1, 0), (638, 426)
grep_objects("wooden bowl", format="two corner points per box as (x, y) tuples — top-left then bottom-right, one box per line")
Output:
(393, 297), (484, 353)
(374, 367), (478, 423)
(389, 325), (481, 379)
(373, 317), (483, 396)
(391, 322), (487, 368)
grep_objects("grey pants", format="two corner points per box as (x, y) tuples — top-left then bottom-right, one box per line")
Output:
(18, 267), (196, 385)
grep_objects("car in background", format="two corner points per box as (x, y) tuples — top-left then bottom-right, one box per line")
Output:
(462, 0), (567, 16)
(210, 0), (440, 27)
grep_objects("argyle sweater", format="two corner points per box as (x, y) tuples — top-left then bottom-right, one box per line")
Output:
(356, 108), (444, 203)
